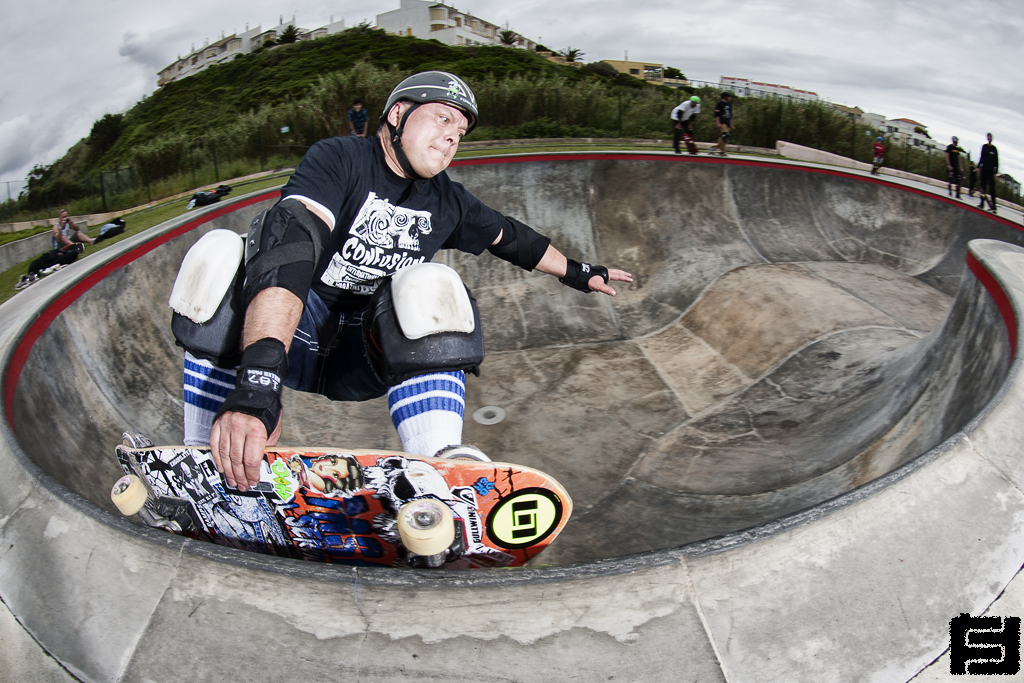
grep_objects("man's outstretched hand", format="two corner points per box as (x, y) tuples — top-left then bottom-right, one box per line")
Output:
(209, 411), (281, 492)
(590, 268), (633, 296)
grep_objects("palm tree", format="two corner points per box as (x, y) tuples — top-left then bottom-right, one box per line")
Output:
(559, 47), (584, 63)
(498, 29), (518, 46)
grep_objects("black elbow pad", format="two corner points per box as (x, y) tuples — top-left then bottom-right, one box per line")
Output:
(487, 216), (550, 271)
(242, 198), (330, 305)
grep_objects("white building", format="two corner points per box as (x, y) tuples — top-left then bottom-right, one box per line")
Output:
(863, 112), (886, 130)
(884, 118), (941, 152)
(376, 0), (534, 49)
(158, 16), (348, 87)
(719, 77), (819, 102)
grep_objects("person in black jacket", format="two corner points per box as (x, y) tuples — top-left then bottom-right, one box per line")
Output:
(978, 133), (999, 213)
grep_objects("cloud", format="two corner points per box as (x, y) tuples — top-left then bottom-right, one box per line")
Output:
(0, 116), (38, 178)
(0, 0), (1021, 185)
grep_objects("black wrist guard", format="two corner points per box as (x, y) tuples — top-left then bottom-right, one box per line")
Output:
(214, 338), (288, 437)
(560, 259), (609, 293)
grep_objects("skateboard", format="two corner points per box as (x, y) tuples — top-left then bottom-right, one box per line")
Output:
(682, 133), (699, 155)
(111, 432), (572, 569)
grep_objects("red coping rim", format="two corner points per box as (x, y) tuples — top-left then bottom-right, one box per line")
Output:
(4, 153), (1021, 431)
(967, 251), (1018, 359)
(2, 192), (276, 430)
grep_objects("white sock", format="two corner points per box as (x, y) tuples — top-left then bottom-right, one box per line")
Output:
(387, 371), (465, 457)
(183, 352), (237, 446)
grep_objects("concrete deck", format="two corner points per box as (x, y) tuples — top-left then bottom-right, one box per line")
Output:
(2, 152), (1024, 681)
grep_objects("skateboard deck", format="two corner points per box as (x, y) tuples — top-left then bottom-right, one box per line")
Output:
(682, 133), (699, 155)
(112, 432), (572, 569)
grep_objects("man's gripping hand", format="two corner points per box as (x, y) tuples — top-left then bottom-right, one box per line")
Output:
(211, 337), (287, 491)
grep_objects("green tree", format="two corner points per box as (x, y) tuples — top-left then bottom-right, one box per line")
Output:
(498, 29), (518, 46)
(88, 113), (125, 155)
(277, 25), (299, 44)
(584, 61), (619, 79)
(664, 66), (686, 80)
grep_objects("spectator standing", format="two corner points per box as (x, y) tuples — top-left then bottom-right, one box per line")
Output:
(713, 92), (734, 157)
(347, 100), (369, 137)
(978, 133), (999, 213)
(871, 136), (886, 175)
(945, 136), (966, 199)
(670, 96), (701, 155)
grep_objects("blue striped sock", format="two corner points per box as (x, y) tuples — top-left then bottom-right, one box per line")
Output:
(387, 371), (466, 457)
(183, 352), (237, 446)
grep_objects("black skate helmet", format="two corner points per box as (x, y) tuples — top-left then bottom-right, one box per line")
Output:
(383, 71), (478, 132)
(380, 71), (478, 179)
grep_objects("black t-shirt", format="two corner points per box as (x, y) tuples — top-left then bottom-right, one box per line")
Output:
(979, 143), (999, 173)
(281, 136), (504, 309)
(946, 144), (963, 164)
(714, 100), (732, 124)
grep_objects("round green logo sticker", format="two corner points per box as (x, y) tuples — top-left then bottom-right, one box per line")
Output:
(486, 488), (564, 550)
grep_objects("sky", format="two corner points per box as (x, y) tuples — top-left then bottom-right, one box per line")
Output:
(1, 0), (1021, 200)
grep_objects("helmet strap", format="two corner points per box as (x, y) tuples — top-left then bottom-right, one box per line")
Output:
(385, 102), (425, 180)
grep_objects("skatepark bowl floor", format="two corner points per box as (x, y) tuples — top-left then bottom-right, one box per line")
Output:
(6, 151), (1024, 682)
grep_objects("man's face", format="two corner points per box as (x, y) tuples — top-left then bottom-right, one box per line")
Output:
(353, 103), (363, 112)
(389, 101), (469, 178)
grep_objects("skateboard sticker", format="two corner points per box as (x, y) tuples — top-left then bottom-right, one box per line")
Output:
(487, 488), (565, 550)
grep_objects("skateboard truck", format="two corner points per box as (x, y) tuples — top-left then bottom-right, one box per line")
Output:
(397, 498), (467, 568)
(111, 474), (198, 533)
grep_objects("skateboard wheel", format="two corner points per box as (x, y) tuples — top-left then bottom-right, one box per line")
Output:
(111, 474), (148, 516)
(397, 499), (454, 557)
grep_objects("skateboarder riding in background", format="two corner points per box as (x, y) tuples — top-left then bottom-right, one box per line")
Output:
(171, 71), (632, 493)
(671, 95), (701, 155)
(871, 136), (885, 175)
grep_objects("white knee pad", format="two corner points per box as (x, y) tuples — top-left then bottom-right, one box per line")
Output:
(168, 229), (244, 323)
(391, 262), (475, 339)
(169, 229), (246, 367)
(367, 262), (484, 387)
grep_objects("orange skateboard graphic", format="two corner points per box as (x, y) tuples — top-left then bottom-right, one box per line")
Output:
(111, 432), (571, 569)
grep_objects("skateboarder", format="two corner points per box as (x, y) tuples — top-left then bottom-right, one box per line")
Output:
(978, 133), (999, 213)
(946, 136), (966, 198)
(173, 71), (633, 492)
(714, 92), (734, 157)
(871, 136), (885, 175)
(670, 96), (701, 154)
